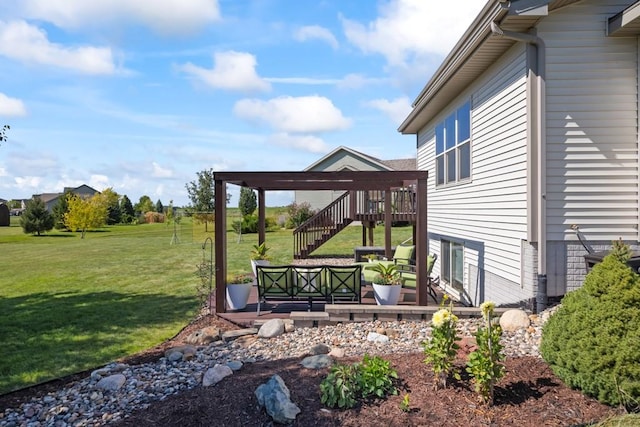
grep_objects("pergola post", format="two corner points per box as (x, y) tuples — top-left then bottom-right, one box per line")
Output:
(258, 188), (266, 245)
(214, 178), (227, 313)
(415, 175), (428, 306)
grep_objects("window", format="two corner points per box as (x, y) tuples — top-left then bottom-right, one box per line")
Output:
(435, 101), (471, 185)
(441, 240), (464, 291)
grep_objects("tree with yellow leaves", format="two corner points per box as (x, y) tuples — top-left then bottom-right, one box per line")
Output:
(64, 193), (108, 238)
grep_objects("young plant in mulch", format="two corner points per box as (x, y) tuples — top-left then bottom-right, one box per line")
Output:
(422, 296), (461, 389)
(320, 354), (398, 409)
(466, 301), (505, 405)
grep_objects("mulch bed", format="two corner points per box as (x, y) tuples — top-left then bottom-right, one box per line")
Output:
(0, 315), (624, 426)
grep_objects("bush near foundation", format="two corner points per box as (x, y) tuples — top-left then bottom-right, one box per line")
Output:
(540, 241), (640, 409)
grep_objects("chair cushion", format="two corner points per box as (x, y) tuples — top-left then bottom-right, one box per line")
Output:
(393, 245), (415, 265)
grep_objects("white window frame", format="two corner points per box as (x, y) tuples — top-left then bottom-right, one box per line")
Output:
(435, 101), (471, 186)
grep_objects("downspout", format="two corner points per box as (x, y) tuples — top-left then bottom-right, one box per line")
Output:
(490, 22), (547, 313)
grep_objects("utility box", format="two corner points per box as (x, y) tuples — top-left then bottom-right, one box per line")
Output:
(584, 251), (640, 274)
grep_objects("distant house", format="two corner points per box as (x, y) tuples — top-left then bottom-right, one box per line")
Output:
(399, 0), (640, 310)
(33, 184), (99, 212)
(295, 146), (416, 212)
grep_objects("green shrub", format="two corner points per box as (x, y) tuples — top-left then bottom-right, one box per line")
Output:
(540, 241), (640, 409)
(319, 354), (398, 409)
(285, 202), (315, 229)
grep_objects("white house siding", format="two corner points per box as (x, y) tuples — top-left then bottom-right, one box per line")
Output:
(295, 151), (386, 212)
(540, 0), (639, 292)
(418, 45), (532, 307)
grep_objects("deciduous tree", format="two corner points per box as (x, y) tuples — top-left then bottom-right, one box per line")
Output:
(185, 169), (230, 231)
(238, 187), (257, 217)
(20, 197), (54, 235)
(0, 124), (8, 146)
(134, 195), (154, 215)
(64, 194), (107, 238)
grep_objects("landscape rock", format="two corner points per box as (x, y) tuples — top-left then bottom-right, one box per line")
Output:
(499, 309), (531, 332)
(226, 360), (243, 371)
(96, 374), (126, 392)
(255, 374), (300, 424)
(185, 326), (220, 345)
(329, 347), (345, 358)
(258, 319), (285, 338)
(366, 332), (390, 343)
(308, 343), (331, 355)
(284, 319), (296, 333)
(164, 345), (197, 362)
(300, 354), (333, 369)
(202, 364), (233, 387)
(222, 328), (259, 342)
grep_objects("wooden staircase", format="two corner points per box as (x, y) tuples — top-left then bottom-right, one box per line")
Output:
(293, 191), (354, 259)
(293, 188), (419, 259)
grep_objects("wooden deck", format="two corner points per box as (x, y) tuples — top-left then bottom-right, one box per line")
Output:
(216, 283), (458, 328)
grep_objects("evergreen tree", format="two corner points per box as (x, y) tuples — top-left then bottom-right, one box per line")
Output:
(155, 199), (164, 214)
(20, 198), (54, 235)
(52, 191), (72, 230)
(238, 187), (257, 217)
(101, 188), (121, 225)
(120, 195), (135, 223)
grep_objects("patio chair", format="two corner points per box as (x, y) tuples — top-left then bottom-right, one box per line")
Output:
(325, 265), (362, 304)
(292, 266), (325, 311)
(359, 243), (415, 283)
(255, 265), (292, 316)
(397, 254), (439, 303)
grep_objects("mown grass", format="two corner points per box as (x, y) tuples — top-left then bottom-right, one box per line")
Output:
(0, 210), (410, 394)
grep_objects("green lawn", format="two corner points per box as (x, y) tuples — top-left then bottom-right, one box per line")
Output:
(0, 211), (411, 394)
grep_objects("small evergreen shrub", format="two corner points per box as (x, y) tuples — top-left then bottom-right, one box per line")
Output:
(540, 241), (640, 409)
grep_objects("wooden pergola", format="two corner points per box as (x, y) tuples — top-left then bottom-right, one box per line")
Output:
(213, 171), (429, 313)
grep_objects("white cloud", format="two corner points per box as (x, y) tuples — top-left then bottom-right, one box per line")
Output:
(341, 0), (483, 67)
(293, 25), (339, 49)
(337, 73), (387, 90)
(268, 133), (329, 153)
(0, 20), (116, 75)
(14, 176), (42, 192)
(0, 93), (27, 117)
(179, 51), (270, 93)
(151, 162), (174, 178)
(20, 0), (221, 35)
(365, 96), (412, 125)
(233, 95), (351, 133)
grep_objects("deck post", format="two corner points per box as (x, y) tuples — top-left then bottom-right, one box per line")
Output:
(214, 178), (227, 313)
(384, 187), (392, 259)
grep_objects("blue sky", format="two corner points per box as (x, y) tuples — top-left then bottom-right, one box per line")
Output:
(0, 0), (483, 207)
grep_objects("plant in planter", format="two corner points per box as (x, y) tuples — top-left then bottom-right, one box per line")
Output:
(250, 242), (271, 277)
(226, 273), (254, 310)
(371, 263), (402, 305)
(363, 253), (379, 263)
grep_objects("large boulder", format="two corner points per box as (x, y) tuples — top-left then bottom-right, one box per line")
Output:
(499, 309), (530, 332)
(255, 374), (300, 424)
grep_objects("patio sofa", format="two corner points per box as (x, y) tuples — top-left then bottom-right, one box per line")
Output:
(255, 264), (362, 315)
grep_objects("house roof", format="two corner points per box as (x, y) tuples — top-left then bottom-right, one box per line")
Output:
(398, 0), (581, 134)
(35, 193), (62, 203)
(608, 1), (640, 36)
(304, 145), (416, 172)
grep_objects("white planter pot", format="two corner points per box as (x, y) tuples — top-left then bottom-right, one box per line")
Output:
(372, 283), (402, 305)
(251, 259), (270, 278)
(226, 282), (252, 310)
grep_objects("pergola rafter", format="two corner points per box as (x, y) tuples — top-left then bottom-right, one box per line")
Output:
(213, 171), (429, 313)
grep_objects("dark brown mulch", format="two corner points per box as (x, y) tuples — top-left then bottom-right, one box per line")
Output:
(0, 315), (624, 426)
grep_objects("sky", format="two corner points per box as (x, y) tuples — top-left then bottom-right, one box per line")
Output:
(0, 0), (484, 207)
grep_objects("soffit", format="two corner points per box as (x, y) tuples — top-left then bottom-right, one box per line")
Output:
(399, 0), (580, 134)
(608, 1), (640, 37)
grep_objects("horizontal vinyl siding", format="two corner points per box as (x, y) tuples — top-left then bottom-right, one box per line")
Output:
(540, 0), (639, 241)
(418, 45), (529, 286)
